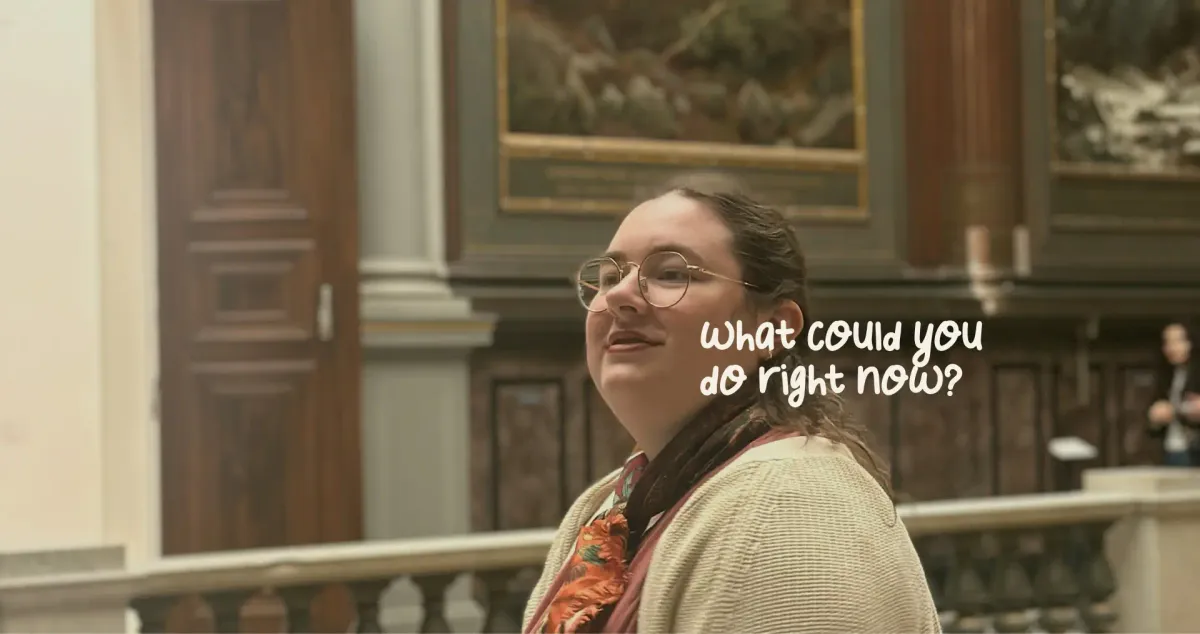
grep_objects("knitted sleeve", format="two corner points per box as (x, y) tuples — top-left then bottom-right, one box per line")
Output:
(639, 453), (942, 634)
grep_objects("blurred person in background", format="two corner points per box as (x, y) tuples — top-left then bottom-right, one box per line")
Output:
(521, 181), (939, 633)
(1147, 319), (1200, 467)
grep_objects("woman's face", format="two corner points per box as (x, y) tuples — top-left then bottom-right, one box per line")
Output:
(1163, 324), (1191, 366)
(585, 193), (763, 428)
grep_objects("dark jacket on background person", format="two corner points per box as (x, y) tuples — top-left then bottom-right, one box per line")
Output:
(1146, 322), (1200, 462)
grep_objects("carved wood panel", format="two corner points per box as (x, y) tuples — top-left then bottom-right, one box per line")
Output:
(154, 0), (362, 555)
(471, 323), (1162, 529)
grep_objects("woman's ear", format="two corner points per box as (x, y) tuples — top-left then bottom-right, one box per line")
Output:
(757, 300), (804, 357)
(770, 300), (804, 339)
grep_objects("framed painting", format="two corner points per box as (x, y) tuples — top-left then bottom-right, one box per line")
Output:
(1029, 0), (1200, 232)
(1047, 0), (1200, 179)
(1019, 0), (1200, 280)
(446, 0), (906, 281)
(497, 0), (866, 219)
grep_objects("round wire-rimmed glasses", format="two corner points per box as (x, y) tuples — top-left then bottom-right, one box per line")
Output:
(575, 250), (754, 313)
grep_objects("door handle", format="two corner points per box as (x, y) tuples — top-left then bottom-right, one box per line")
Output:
(317, 283), (334, 342)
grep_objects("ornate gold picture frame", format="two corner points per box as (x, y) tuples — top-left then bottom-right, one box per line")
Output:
(494, 0), (869, 220)
(1045, 0), (1200, 182)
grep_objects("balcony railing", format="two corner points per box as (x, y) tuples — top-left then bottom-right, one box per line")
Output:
(2, 468), (1198, 633)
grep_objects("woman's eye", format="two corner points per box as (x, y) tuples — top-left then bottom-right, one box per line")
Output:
(654, 268), (689, 282)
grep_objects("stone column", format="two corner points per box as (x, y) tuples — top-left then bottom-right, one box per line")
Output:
(355, 2), (493, 629)
(354, 0), (494, 541)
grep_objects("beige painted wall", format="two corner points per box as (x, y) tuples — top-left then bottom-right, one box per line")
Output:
(0, 0), (105, 551)
(0, 0), (158, 562)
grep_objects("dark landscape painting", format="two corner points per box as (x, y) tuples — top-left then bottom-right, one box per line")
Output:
(503, 0), (858, 149)
(1053, 0), (1200, 170)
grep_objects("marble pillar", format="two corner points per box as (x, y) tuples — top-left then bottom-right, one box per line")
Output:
(354, 2), (493, 628)
(354, 0), (494, 540)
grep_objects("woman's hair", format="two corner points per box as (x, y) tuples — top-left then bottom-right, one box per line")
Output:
(663, 180), (893, 495)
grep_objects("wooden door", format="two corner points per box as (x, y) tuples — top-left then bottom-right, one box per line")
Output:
(153, 0), (363, 555)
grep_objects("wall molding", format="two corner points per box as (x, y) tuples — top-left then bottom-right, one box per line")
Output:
(95, 0), (161, 564)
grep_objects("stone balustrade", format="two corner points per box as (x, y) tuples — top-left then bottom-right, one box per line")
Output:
(1, 468), (1198, 633)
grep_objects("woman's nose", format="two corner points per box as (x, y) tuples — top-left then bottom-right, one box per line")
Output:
(605, 269), (646, 313)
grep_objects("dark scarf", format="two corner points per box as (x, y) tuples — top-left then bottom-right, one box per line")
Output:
(531, 381), (770, 633)
(623, 382), (769, 554)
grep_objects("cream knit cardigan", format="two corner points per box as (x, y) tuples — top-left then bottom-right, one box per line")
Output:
(523, 436), (942, 633)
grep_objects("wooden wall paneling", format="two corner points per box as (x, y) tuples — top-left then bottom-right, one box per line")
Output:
(902, 0), (1022, 270)
(1019, 0), (1200, 281)
(1051, 363), (1106, 469)
(947, 0), (1023, 269)
(901, 0), (953, 267)
(1115, 363), (1160, 466)
(1099, 362), (1119, 467)
(992, 364), (1041, 496)
(894, 368), (980, 500)
(1035, 361), (1055, 489)
(835, 340), (994, 501)
(802, 346), (912, 495)
(952, 350), (994, 499)
(894, 389), (961, 501)
(470, 322), (1166, 520)
(153, 0), (362, 556)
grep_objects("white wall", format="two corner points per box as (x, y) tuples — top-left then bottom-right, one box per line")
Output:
(93, 0), (159, 566)
(0, 0), (158, 562)
(0, 0), (104, 551)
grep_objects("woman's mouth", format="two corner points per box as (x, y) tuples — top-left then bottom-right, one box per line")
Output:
(608, 341), (655, 353)
(606, 331), (662, 353)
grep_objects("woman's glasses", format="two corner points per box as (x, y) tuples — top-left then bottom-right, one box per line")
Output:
(575, 250), (752, 313)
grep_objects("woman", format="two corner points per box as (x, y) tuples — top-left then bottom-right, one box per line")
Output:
(522, 187), (939, 633)
(1147, 320), (1200, 467)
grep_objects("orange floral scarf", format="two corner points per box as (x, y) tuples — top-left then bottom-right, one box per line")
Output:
(536, 452), (649, 633)
(532, 384), (767, 633)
